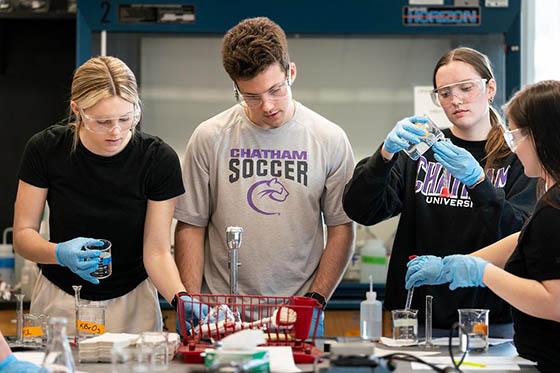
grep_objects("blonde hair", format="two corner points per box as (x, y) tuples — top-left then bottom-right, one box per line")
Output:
(70, 56), (141, 150)
(433, 47), (510, 172)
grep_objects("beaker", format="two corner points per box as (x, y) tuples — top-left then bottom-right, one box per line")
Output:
(392, 309), (418, 343)
(40, 317), (75, 373)
(23, 314), (49, 347)
(84, 239), (112, 279)
(458, 308), (489, 352)
(76, 302), (106, 342)
(403, 116), (445, 160)
(111, 346), (141, 373)
(141, 331), (169, 371)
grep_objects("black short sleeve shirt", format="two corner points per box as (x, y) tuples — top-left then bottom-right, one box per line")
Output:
(505, 185), (560, 371)
(18, 125), (185, 300)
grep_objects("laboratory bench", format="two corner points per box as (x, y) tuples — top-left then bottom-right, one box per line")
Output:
(2, 296), (540, 372)
(71, 339), (538, 372)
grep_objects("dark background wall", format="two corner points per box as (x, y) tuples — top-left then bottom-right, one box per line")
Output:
(0, 18), (76, 235)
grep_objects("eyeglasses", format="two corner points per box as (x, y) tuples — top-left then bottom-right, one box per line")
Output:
(79, 105), (141, 134)
(430, 78), (488, 107)
(233, 79), (292, 109)
(499, 121), (530, 152)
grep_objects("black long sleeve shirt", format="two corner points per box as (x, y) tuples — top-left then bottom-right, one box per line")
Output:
(343, 131), (537, 328)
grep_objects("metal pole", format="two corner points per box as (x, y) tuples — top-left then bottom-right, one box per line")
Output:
(225, 227), (243, 296)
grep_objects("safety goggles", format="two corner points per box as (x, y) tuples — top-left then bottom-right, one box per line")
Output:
(499, 121), (530, 152)
(233, 79), (292, 109)
(79, 105), (141, 134)
(430, 78), (487, 107)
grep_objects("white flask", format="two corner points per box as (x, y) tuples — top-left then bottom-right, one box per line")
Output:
(360, 275), (382, 340)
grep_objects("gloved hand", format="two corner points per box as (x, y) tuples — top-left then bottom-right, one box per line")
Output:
(55, 238), (103, 284)
(309, 309), (324, 338)
(432, 141), (484, 187)
(383, 116), (431, 154)
(175, 295), (209, 335)
(0, 354), (39, 372)
(442, 255), (489, 290)
(405, 255), (449, 289)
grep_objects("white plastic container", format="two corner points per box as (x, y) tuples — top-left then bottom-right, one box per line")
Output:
(360, 238), (388, 284)
(0, 228), (15, 285)
(360, 275), (382, 340)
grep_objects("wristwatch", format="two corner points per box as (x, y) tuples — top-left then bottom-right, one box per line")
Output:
(304, 292), (326, 309)
(171, 291), (190, 312)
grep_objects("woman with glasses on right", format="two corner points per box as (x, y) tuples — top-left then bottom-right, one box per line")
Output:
(406, 80), (560, 372)
(343, 47), (537, 337)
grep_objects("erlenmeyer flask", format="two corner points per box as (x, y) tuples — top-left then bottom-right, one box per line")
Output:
(40, 317), (75, 373)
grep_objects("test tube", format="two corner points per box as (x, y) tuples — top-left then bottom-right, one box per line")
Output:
(15, 293), (25, 346)
(425, 295), (434, 349)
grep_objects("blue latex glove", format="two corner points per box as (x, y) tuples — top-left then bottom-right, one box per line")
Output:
(405, 255), (449, 289)
(432, 141), (484, 187)
(442, 255), (489, 290)
(55, 237), (102, 284)
(383, 116), (430, 154)
(309, 309), (324, 338)
(175, 295), (209, 335)
(0, 354), (39, 372)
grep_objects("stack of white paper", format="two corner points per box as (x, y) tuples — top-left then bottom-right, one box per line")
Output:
(78, 333), (139, 362)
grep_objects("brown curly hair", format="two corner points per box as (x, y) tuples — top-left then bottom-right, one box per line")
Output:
(221, 17), (290, 81)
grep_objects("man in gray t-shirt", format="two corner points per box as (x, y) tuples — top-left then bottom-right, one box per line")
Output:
(174, 17), (355, 336)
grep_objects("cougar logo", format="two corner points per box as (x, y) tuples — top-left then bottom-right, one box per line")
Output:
(247, 178), (290, 215)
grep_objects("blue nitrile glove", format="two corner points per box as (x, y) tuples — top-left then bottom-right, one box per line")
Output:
(405, 255), (449, 289)
(309, 309), (324, 338)
(0, 354), (39, 372)
(442, 255), (489, 291)
(432, 141), (484, 187)
(383, 116), (430, 154)
(55, 237), (102, 284)
(175, 295), (209, 335)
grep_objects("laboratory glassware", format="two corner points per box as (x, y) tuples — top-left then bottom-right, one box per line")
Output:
(84, 239), (112, 279)
(403, 116), (445, 160)
(392, 309), (418, 343)
(40, 317), (75, 373)
(458, 308), (489, 352)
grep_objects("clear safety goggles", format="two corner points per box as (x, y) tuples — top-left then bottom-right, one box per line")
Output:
(430, 78), (487, 107)
(233, 78), (292, 109)
(79, 105), (141, 134)
(499, 121), (530, 152)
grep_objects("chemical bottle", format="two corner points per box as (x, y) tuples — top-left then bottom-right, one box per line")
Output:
(360, 238), (388, 284)
(40, 317), (75, 373)
(360, 275), (382, 340)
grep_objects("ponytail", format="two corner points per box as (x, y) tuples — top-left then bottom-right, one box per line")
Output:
(483, 106), (511, 172)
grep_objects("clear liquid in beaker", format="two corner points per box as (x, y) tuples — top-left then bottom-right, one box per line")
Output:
(392, 309), (418, 343)
(460, 332), (488, 352)
(458, 308), (489, 352)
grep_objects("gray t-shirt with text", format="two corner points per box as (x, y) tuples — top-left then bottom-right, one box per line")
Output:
(175, 102), (355, 297)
